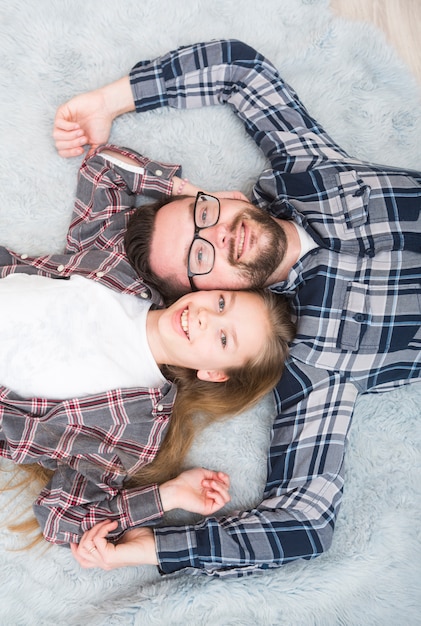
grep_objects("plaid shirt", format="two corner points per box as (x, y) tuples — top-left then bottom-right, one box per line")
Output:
(130, 39), (421, 577)
(0, 146), (180, 544)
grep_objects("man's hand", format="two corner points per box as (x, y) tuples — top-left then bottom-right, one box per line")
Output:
(53, 77), (135, 158)
(159, 467), (230, 515)
(70, 520), (157, 570)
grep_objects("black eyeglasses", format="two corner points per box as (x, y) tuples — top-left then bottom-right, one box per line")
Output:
(187, 192), (221, 290)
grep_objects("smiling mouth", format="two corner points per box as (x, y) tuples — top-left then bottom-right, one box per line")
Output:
(237, 225), (245, 259)
(181, 307), (190, 339)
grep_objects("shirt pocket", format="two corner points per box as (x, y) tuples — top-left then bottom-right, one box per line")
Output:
(338, 281), (421, 353)
(337, 171), (371, 229)
(337, 169), (421, 229)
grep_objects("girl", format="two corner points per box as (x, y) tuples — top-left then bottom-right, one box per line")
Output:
(0, 275), (294, 546)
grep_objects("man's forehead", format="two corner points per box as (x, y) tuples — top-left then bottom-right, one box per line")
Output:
(151, 198), (195, 283)
(172, 196), (195, 214)
(155, 198), (194, 230)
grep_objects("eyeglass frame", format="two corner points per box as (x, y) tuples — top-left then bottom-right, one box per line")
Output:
(187, 192), (221, 291)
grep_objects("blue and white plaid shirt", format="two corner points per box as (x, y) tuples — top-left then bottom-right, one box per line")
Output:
(130, 39), (421, 577)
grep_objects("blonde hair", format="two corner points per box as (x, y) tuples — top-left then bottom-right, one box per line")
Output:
(3, 289), (294, 543)
(1, 463), (55, 548)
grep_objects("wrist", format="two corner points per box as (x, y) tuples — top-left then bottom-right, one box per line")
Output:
(135, 528), (158, 565)
(121, 528), (158, 566)
(101, 76), (135, 119)
(172, 175), (201, 197)
(159, 480), (178, 512)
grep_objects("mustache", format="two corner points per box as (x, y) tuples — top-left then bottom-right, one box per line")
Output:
(227, 209), (286, 266)
(226, 208), (287, 287)
(227, 209), (260, 264)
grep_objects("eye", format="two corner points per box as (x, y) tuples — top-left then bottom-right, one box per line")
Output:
(196, 196), (208, 226)
(218, 295), (225, 312)
(199, 207), (208, 225)
(220, 331), (227, 348)
(195, 247), (204, 266)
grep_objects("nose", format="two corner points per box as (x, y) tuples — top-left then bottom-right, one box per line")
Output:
(197, 307), (208, 330)
(201, 223), (230, 250)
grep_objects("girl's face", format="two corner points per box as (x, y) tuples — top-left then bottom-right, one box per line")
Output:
(157, 290), (270, 380)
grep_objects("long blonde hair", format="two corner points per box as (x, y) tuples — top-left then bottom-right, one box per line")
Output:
(3, 289), (294, 542)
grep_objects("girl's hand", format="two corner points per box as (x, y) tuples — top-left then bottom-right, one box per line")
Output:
(159, 467), (230, 515)
(70, 520), (157, 570)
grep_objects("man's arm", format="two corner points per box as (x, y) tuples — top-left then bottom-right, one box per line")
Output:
(68, 364), (358, 576)
(130, 39), (350, 174)
(53, 77), (135, 158)
(54, 39), (350, 172)
(151, 363), (357, 576)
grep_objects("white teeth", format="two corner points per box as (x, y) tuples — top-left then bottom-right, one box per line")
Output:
(181, 308), (190, 339)
(238, 226), (245, 259)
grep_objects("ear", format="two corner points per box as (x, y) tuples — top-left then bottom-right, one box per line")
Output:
(196, 369), (229, 383)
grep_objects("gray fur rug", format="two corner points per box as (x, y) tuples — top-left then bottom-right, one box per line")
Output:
(0, 1), (420, 624)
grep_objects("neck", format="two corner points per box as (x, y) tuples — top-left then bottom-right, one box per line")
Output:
(145, 309), (168, 366)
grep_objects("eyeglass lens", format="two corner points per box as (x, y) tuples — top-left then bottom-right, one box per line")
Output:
(188, 194), (220, 275)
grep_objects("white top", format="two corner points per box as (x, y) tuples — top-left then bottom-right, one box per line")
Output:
(101, 151), (145, 174)
(0, 274), (165, 399)
(294, 222), (318, 258)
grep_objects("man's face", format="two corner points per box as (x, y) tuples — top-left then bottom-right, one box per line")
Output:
(149, 196), (286, 293)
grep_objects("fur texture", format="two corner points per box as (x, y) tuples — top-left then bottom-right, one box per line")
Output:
(0, 0), (420, 624)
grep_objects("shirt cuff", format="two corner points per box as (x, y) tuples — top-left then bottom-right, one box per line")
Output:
(91, 143), (182, 199)
(122, 483), (164, 528)
(154, 525), (200, 574)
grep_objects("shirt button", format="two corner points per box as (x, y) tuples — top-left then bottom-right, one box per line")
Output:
(21, 253), (28, 260)
(354, 313), (365, 323)
(96, 271), (105, 278)
(157, 404), (163, 411)
(141, 292), (149, 299)
(155, 169), (163, 176)
(57, 264), (65, 272)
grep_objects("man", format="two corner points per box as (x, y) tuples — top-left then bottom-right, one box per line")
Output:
(55, 40), (421, 577)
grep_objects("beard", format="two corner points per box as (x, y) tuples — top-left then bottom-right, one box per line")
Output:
(228, 207), (287, 287)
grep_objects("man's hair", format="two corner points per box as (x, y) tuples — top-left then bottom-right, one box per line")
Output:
(124, 197), (190, 303)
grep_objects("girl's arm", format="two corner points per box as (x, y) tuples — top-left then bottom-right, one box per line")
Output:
(70, 468), (230, 569)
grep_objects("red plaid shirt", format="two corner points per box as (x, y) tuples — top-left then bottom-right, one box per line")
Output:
(0, 145), (181, 544)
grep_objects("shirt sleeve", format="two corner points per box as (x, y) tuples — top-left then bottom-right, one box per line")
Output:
(0, 384), (175, 545)
(66, 144), (181, 253)
(32, 464), (164, 544)
(154, 361), (358, 576)
(129, 39), (350, 178)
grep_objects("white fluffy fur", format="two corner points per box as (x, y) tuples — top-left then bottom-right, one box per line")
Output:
(0, 0), (420, 624)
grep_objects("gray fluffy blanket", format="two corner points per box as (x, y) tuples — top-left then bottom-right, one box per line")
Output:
(0, 1), (420, 624)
